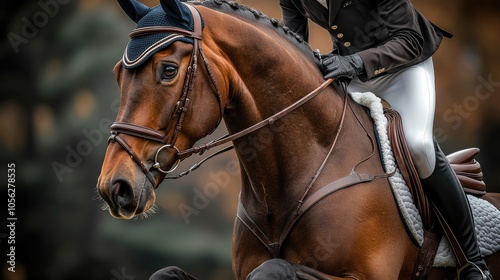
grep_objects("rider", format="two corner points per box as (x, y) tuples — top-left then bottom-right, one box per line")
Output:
(280, 0), (492, 279)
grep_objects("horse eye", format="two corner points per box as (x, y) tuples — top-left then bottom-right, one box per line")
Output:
(161, 65), (178, 80)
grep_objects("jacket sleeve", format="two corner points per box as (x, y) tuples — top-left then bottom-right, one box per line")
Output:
(280, 0), (310, 42)
(356, 0), (424, 81)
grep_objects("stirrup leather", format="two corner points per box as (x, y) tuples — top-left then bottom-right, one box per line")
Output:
(457, 262), (493, 280)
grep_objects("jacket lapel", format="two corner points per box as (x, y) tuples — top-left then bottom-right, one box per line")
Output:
(308, 0), (329, 13)
(328, 0), (344, 26)
(314, 0), (328, 9)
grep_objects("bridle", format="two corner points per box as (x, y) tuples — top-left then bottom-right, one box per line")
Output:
(108, 4), (335, 188)
(108, 4), (222, 187)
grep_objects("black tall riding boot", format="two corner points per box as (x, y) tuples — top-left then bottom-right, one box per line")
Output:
(421, 140), (492, 280)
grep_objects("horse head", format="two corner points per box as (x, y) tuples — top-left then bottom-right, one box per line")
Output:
(97, 0), (226, 219)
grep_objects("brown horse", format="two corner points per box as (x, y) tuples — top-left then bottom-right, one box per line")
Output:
(97, 0), (500, 279)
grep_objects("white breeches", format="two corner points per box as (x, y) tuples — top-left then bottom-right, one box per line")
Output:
(348, 58), (436, 179)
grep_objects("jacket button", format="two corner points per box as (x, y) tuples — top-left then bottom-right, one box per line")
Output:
(343, 42), (351, 47)
(331, 25), (338, 30)
(337, 33), (344, 38)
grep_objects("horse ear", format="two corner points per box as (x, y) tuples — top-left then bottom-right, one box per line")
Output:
(117, 0), (150, 23)
(159, 0), (190, 23)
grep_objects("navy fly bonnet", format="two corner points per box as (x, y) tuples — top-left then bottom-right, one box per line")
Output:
(118, 0), (203, 68)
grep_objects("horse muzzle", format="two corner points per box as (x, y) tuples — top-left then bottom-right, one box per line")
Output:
(97, 172), (156, 219)
(96, 141), (160, 219)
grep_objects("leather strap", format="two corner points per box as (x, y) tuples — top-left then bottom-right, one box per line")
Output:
(237, 198), (281, 258)
(108, 133), (157, 186)
(166, 3), (203, 145)
(187, 4), (202, 35)
(177, 78), (334, 157)
(278, 171), (376, 253)
(412, 229), (441, 280)
(237, 170), (389, 258)
(130, 26), (203, 39)
(432, 202), (469, 267)
(111, 122), (167, 143)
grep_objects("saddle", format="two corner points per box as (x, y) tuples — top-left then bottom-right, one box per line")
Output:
(448, 149), (486, 196)
(384, 108), (487, 279)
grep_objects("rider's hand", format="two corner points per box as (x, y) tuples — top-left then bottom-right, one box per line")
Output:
(319, 53), (365, 79)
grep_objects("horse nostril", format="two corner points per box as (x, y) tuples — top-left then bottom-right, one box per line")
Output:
(112, 179), (133, 208)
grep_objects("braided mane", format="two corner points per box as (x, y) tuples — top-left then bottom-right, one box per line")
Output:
(196, 0), (318, 61)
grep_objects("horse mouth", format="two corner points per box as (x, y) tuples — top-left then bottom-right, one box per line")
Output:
(100, 178), (156, 220)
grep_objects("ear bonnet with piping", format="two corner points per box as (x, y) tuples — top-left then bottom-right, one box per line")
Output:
(118, 0), (203, 69)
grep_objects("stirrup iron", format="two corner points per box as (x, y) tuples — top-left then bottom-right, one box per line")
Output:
(457, 262), (493, 280)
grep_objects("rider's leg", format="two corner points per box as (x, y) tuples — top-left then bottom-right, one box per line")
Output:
(348, 58), (492, 279)
(149, 267), (198, 280)
(425, 138), (492, 279)
(246, 259), (336, 280)
(348, 58), (436, 178)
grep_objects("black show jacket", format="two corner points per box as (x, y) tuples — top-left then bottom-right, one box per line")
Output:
(280, 0), (452, 80)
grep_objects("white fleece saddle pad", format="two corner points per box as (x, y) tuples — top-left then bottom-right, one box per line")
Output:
(350, 91), (500, 267)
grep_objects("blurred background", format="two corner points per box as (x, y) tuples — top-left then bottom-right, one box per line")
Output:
(0, 0), (499, 279)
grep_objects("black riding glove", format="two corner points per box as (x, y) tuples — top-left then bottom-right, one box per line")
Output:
(319, 53), (364, 79)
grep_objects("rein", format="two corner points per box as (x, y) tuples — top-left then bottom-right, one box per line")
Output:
(107, 4), (336, 186)
(177, 78), (334, 158)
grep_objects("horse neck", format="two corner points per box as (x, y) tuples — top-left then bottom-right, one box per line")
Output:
(200, 5), (373, 217)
